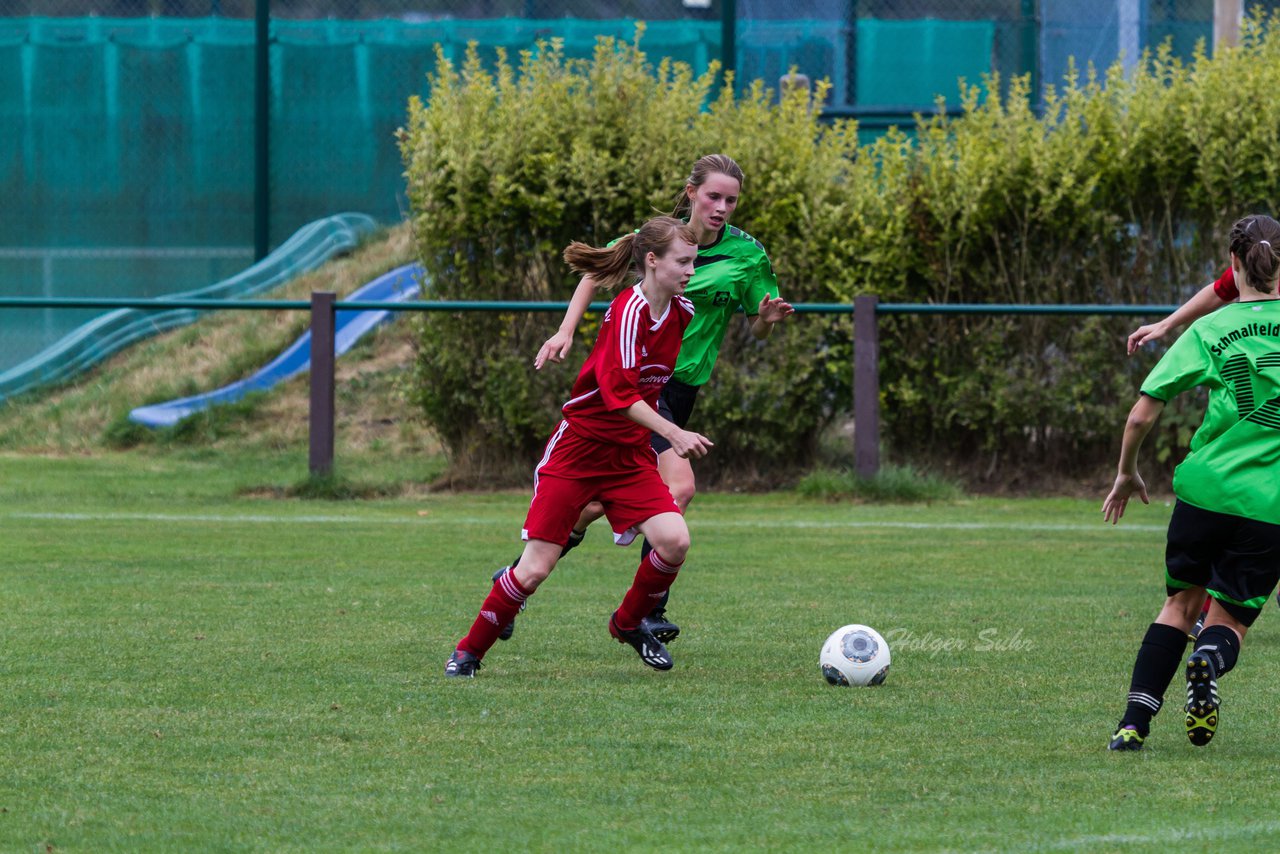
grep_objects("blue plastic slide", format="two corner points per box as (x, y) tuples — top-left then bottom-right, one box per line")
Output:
(0, 213), (376, 403)
(128, 263), (423, 428)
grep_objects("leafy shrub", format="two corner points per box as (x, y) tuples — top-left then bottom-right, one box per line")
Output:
(401, 30), (856, 486)
(827, 10), (1280, 482)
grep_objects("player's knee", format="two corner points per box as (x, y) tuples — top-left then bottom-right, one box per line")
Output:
(651, 528), (691, 564)
(513, 560), (553, 591)
(1162, 588), (1205, 626)
(513, 546), (559, 590)
(667, 472), (696, 512)
(659, 452), (696, 512)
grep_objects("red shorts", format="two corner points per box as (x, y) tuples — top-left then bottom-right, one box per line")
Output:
(523, 420), (681, 547)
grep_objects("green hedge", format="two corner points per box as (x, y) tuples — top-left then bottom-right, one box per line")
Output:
(401, 14), (1280, 488)
(400, 30), (856, 486)
(843, 15), (1280, 482)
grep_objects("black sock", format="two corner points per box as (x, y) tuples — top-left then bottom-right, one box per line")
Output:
(560, 528), (585, 558)
(1194, 624), (1241, 676)
(1121, 622), (1189, 735)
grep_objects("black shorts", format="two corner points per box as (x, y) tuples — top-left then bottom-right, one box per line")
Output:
(649, 378), (700, 455)
(1165, 499), (1280, 627)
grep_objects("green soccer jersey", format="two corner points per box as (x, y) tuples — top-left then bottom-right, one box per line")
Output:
(676, 224), (779, 387)
(1140, 300), (1280, 524)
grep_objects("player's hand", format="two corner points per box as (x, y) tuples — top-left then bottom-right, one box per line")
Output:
(758, 294), (795, 324)
(1127, 321), (1169, 355)
(535, 331), (573, 370)
(669, 428), (715, 460)
(1102, 472), (1149, 525)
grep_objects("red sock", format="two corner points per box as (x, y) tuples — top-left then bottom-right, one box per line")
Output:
(457, 568), (530, 659)
(1201, 597), (1211, 616)
(615, 550), (682, 631)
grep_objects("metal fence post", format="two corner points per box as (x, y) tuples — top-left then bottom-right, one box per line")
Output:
(847, 0), (859, 111)
(721, 0), (736, 86)
(1021, 0), (1040, 109)
(854, 294), (880, 478)
(309, 291), (335, 477)
(254, 0), (270, 261)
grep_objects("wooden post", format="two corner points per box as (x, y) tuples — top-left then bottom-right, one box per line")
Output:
(854, 294), (880, 478)
(1214, 0), (1242, 50)
(309, 291), (335, 477)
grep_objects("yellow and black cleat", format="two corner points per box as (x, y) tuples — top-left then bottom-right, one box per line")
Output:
(1108, 726), (1146, 751)
(1185, 651), (1220, 746)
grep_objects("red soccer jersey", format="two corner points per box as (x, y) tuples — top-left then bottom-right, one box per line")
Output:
(1214, 267), (1239, 302)
(560, 284), (695, 447)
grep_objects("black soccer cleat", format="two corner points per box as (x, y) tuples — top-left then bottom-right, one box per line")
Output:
(641, 609), (681, 644)
(491, 566), (525, 641)
(444, 649), (481, 678)
(609, 612), (673, 671)
(1185, 650), (1220, 746)
(1107, 724), (1145, 751)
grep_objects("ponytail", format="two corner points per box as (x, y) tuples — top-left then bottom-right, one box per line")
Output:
(563, 216), (697, 291)
(563, 236), (637, 291)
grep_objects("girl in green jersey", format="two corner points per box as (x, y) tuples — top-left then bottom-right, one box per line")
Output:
(492, 154), (794, 644)
(1104, 214), (1280, 751)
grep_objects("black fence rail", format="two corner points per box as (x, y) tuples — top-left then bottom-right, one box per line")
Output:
(0, 294), (1180, 478)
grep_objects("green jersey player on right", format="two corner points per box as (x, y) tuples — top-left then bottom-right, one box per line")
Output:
(1104, 214), (1280, 751)
(491, 154), (795, 644)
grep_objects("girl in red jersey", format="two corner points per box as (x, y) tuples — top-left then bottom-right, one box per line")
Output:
(445, 217), (714, 678)
(493, 154), (793, 645)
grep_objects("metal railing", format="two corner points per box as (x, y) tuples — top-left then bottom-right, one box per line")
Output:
(0, 293), (1180, 477)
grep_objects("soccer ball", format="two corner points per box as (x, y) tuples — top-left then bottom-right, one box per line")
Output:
(820, 624), (890, 686)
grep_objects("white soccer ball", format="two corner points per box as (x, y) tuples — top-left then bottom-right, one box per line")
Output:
(820, 624), (890, 686)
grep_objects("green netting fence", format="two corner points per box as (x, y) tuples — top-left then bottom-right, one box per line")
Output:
(1, 14), (1006, 378)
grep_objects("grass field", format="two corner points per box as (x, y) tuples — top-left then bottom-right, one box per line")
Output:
(5, 452), (1280, 852)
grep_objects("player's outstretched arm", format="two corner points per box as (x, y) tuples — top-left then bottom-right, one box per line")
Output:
(625, 401), (714, 459)
(535, 274), (600, 369)
(1127, 282), (1227, 355)
(749, 294), (795, 340)
(1102, 395), (1164, 524)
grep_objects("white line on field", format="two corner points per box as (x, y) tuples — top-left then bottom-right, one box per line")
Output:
(9, 512), (419, 525)
(1043, 819), (1280, 850)
(707, 520), (1168, 533)
(6, 511), (1166, 533)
